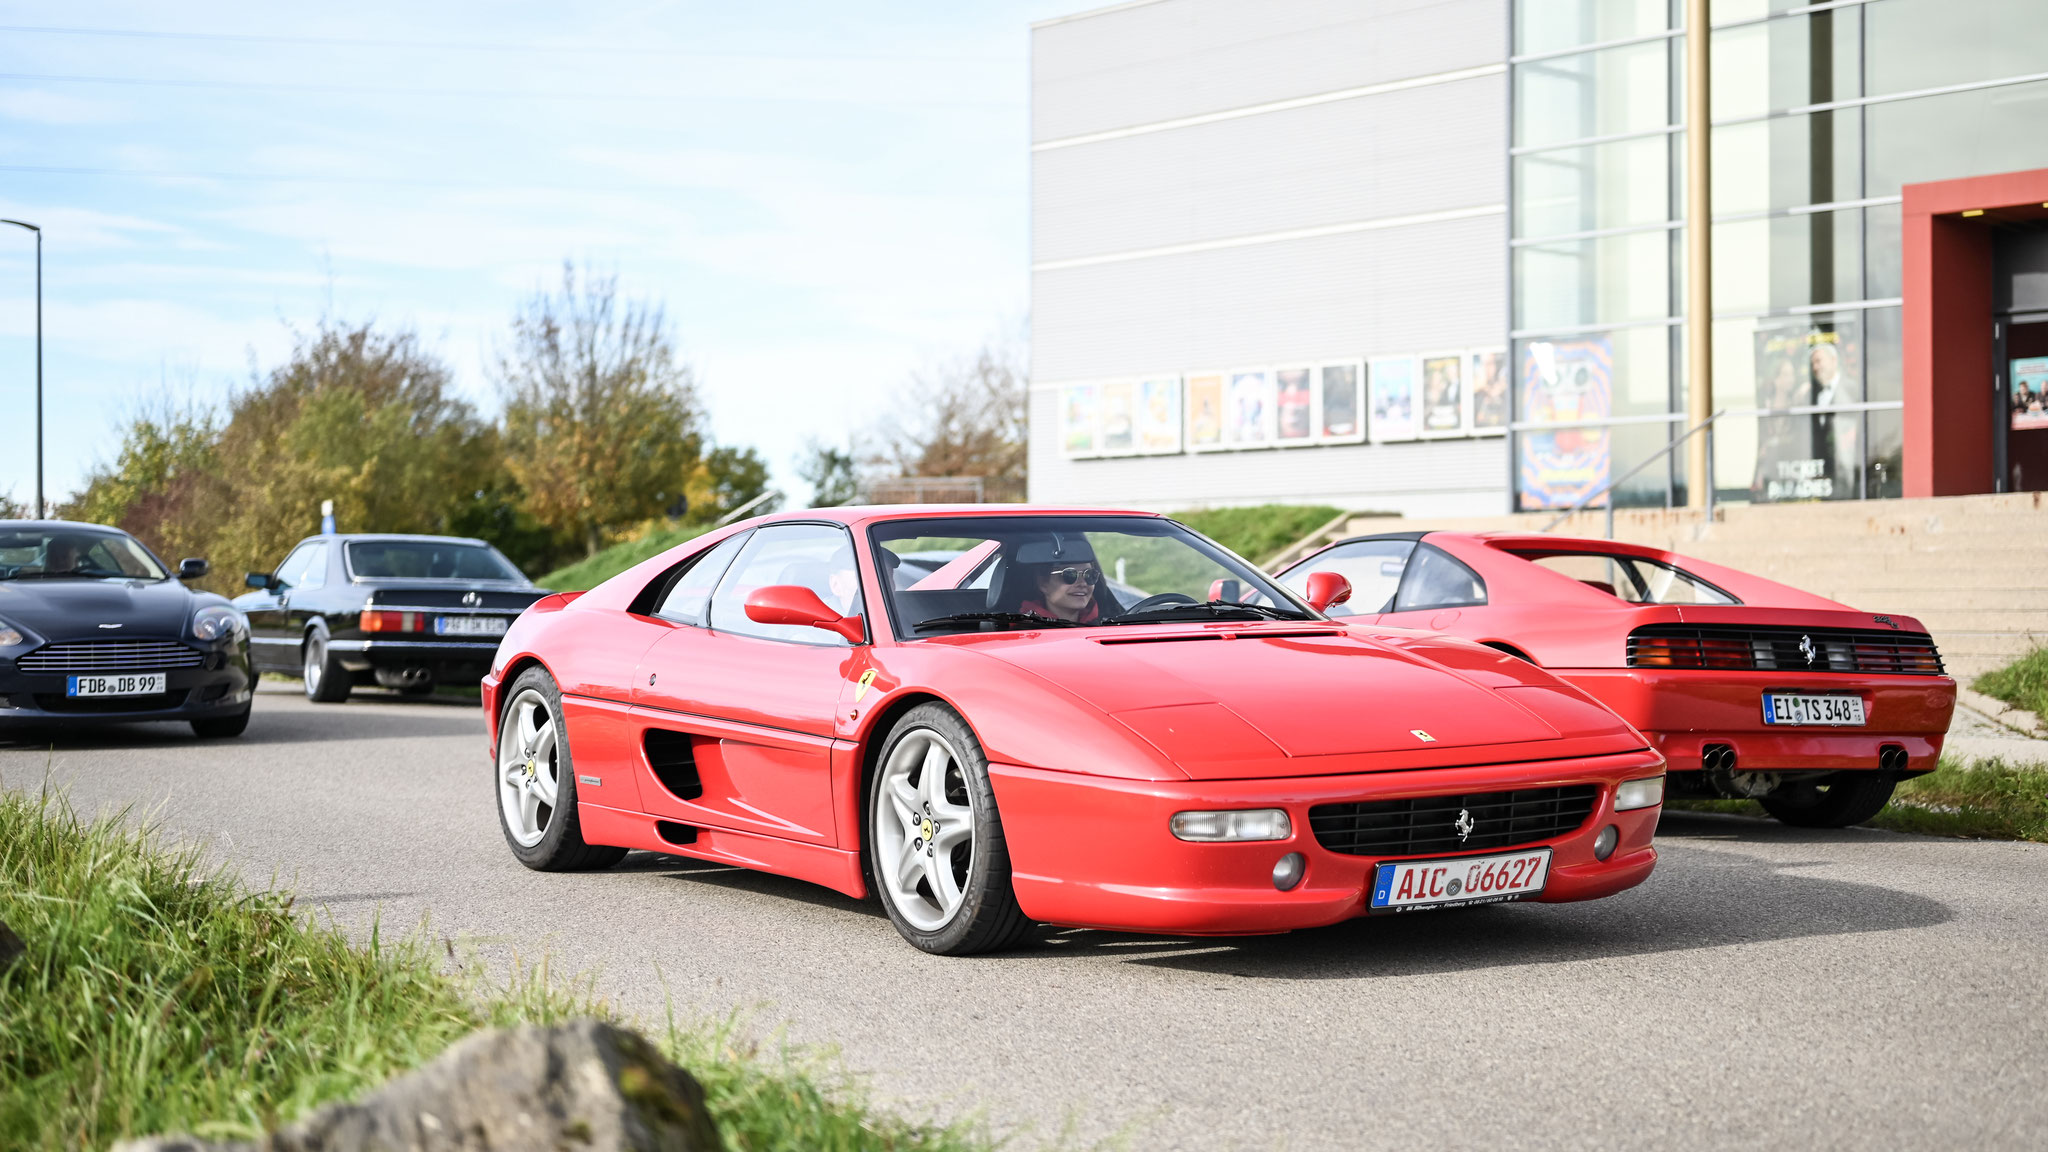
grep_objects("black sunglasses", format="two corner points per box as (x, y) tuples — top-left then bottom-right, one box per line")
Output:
(1049, 566), (1100, 586)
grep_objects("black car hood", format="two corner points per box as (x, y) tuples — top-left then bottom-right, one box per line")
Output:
(0, 578), (211, 642)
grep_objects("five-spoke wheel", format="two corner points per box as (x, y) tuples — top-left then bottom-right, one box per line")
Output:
(867, 702), (1032, 954)
(493, 667), (625, 871)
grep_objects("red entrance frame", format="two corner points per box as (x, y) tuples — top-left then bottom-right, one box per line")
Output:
(1902, 167), (2048, 496)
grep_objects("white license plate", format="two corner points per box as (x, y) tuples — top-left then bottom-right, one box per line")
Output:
(1370, 847), (1551, 912)
(67, 673), (167, 697)
(1763, 692), (1865, 726)
(434, 615), (508, 637)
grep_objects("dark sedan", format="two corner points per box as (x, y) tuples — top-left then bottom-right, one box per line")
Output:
(0, 520), (254, 737)
(238, 533), (547, 703)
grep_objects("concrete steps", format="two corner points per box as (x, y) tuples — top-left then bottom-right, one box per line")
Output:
(1301, 492), (2048, 682)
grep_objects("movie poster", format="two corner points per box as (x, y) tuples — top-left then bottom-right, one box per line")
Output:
(1227, 369), (1272, 447)
(1136, 376), (1183, 453)
(1420, 353), (1465, 437)
(1098, 380), (1136, 455)
(1317, 361), (1365, 442)
(1185, 372), (1225, 450)
(1274, 367), (1314, 443)
(1751, 319), (1862, 502)
(2014, 356), (2048, 431)
(1516, 338), (1611, 510)
(1468, 349), (1508, 435)
(1060, 382), (1098, 457)
(1368, 356), (1418, 442)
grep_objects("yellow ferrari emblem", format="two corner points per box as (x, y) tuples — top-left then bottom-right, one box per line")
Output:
(920, 817), (934, 840)
(854, 669), (877, 702)
(1411, 730), (1436, 742)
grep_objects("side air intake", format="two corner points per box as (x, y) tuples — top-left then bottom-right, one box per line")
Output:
(643, 729), (703, 801)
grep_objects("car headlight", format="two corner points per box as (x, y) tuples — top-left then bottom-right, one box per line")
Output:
(192, 605), (248, 642)
(0, 618), (25, 648)
(1614, 776), (1665, 812)
(1170, 808), (1292, 842)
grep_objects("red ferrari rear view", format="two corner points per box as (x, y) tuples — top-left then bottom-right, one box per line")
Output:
(1277, 531), (1956, 828)
(481, 508), (1664, 955)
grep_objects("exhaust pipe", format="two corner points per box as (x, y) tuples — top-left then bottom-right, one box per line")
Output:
(1702, 743), (1781, 799)
(1878, 744), (1909, 775)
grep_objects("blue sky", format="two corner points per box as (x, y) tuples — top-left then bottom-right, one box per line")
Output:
(0, 0), (1072, 510)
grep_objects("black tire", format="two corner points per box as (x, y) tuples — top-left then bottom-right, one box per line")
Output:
(1760, 773), (1897, 828)
(495, 667), (626, 872)
(190, 705), (252, 739)
(866, 702), (1033, 956)
(302, 625), (352, 704)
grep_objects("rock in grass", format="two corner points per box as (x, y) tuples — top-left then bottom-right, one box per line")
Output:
(0, 918), (22, 971)
(114, 1019), (720, 1152)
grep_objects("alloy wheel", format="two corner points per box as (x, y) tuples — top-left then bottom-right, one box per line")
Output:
(497, 687), (560, 848)
(875, 727), (977, 931)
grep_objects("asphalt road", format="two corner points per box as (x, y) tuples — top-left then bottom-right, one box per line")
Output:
(6, 685), (2045, 1150)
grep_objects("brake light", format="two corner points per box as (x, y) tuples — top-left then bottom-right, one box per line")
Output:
(361, 610), (425, 633)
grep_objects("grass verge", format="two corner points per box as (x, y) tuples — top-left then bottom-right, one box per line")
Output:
(1169, 505), (1347, 566)
(1665, 756), (2048, 842)
(537, 522), (711, 592)
(1974, 646), (2048, 718)
(0, 789), (1001, 1151)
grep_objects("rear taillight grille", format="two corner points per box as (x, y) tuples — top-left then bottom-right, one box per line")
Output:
(1626, 626), (1943, 675)
(1309, 785), (1599, 858)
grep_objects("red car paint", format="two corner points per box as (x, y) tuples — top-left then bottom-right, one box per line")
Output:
(484, 508), (1662, 936)
(1277, 531), (1956, 782)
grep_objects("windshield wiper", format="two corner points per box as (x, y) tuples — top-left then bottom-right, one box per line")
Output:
(913, 611), (1084, 632)
(1108, 600), (1313, 624)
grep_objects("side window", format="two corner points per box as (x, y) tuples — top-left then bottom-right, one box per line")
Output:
(296, 542), (329, 590)
(1392, 544), (1487, 612)
(1281, 540), (1415, 615)
(651, 532), (751, 626)
(273, 543), (318, 591)
(708, 524), (864, 645)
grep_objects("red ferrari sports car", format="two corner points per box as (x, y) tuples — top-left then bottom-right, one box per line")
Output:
(482, 508), (1664, 955)
(1274, 531), (1955, 828)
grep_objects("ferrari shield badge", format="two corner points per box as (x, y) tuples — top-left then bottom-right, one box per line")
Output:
(854, 669), (877, 702)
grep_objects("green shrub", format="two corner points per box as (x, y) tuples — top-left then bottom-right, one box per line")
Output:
(537, 522), (708, 591)
(1974, 647), (2048, 718)
(1168, 505), (1347, 566)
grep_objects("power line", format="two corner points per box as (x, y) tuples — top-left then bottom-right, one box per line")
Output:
(0, 69), (1015, 107)
(0, 22), (1016, 64)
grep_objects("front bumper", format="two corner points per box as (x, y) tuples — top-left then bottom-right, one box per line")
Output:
(988, 749), (1664, 936)
(0, 652), (254, 727)
(1562, 669), (1954, 775)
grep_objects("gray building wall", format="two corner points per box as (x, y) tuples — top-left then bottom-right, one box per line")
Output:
(1029, 0), (1512, 515)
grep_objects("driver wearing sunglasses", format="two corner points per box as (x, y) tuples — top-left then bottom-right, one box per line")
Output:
(1018, 536), (1106, 623)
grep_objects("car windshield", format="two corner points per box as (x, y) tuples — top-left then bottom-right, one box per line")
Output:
(0, 528), (169, 581)
(870, 515), (1314, 638)
(345, 540), (526, 582)
(1512, 550), (1740, 605)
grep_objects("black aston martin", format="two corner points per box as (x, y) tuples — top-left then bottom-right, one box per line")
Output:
(0, 520), (254, 737)
(237, 533), (548, 703)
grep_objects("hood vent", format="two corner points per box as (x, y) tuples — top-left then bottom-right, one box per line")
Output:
(1095, 629), (1337, 646)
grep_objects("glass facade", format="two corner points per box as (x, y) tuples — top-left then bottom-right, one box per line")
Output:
(1507, 0), (2042, 509)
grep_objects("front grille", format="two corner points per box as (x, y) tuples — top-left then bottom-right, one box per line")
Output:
(1309, 785), (1599, 858)
(1626, 625), (1944, 675)
(17, 639), (204, 673)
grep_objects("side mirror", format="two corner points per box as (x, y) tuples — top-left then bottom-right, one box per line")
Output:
(743, 585), (865, 644)
(1304, 570), (1353, 613)
(1207, 578), (1242, 603)
(244, 571), (276, 591)
(178, 558), (211, 580)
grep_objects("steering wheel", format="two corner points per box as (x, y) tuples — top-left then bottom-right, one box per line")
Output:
(1120, 592), (1200, 614)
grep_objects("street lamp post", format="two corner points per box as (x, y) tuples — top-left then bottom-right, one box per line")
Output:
(0, 219), (41, 518)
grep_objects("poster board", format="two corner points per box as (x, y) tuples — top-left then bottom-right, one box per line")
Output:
(1419, 351), (1466, 438)
(1059, 382), (1099, 458)
(1367, 356), (1419, 443)
(1185, 372), (1226, 452)
(1515, 337), (1612, 510)
(1467, 349), (1508, 436)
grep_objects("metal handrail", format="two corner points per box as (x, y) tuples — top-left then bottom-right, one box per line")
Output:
(1539, 408), (1729, 537)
